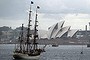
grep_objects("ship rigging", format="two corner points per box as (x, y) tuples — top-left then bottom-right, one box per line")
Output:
(13, 1), (45, 59)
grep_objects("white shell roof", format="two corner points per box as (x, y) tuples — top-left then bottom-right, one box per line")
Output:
(56, 26), (71, 38)
(67, 29), (78, 37)
(47, 23), (58, 39)
(51, 21), (65, 38)
(37, 21), (78, 39)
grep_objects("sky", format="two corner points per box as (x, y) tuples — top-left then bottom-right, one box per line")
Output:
(0, 0), (90, 30)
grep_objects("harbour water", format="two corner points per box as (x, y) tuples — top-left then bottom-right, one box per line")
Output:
(0, 44), (90, 60)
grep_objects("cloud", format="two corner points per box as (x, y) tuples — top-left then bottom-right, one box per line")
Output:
(0, 0), (90, 30)
(0, 0), (28, 20)
(64, 14), (90, 30)
(0, 18), (28, 29)
(0, 0), (90, 20)
(65, 14), (90, 19)
(33, 0), (90, 14)
(40, 14), (66, 20)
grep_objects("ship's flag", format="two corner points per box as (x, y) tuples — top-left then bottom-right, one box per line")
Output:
(31, 1), (34, 4)
(37, 6), (40, 9)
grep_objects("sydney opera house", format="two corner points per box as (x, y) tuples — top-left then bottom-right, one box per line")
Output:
(38, 21), (78, 39)
(37, 21), (90, 45)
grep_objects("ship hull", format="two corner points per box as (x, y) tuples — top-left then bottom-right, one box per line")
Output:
(13, 53), (40, 60)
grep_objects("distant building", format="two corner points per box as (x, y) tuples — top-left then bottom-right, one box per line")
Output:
(74, 30), (90, 39)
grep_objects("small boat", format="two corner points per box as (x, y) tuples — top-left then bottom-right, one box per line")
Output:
(87, 39), (90, 47)
(87, 44), (90, 47)
(80, 51), (83, 54)
(13, 1), (45, 60)
(52, 44), (58, 47)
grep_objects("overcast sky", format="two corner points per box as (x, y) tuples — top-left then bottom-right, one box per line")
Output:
(0, 0), (90, 30)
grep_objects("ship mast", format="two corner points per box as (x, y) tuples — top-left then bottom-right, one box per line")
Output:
(26, 1), (33, 53)
(20, 24), (24, 52)
(33, 6), (40, 50)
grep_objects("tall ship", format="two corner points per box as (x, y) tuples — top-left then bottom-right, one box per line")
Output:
(13, 1), (45, 59)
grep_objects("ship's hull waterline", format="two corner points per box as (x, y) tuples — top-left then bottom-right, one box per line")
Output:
(13, 53), (40, 60)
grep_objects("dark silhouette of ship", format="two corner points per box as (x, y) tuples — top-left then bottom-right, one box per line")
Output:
(13, 1), (45, 59)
